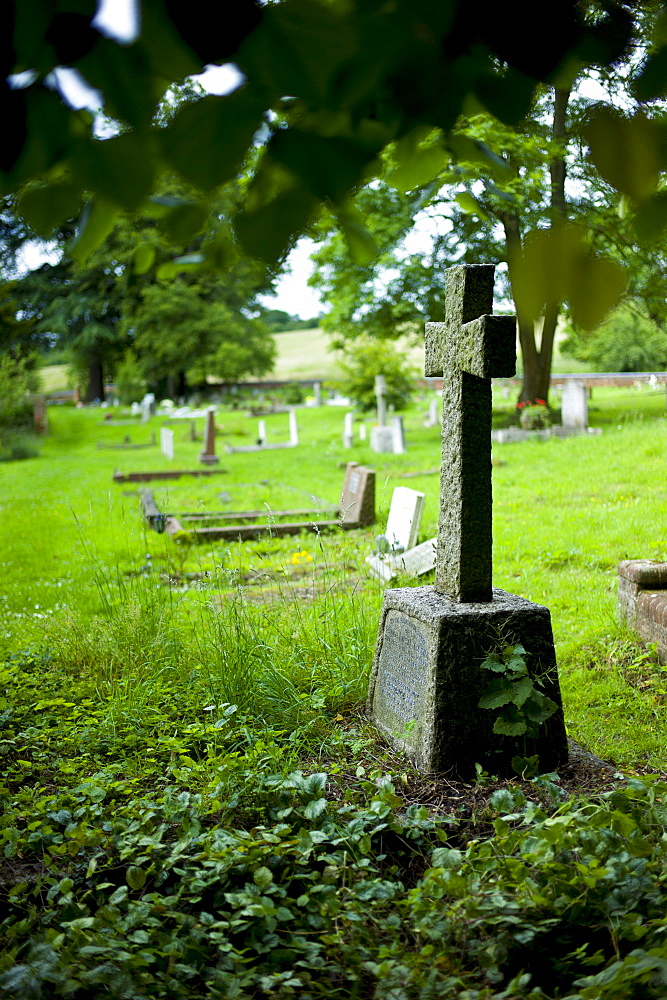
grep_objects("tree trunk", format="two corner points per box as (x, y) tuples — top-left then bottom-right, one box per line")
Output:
(85, 358), (104, 403)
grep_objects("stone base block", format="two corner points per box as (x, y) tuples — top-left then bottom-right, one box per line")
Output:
(366, 586), (568, 779)
(370, 426), (395, 453)
(199, 453), (220, 465)
(618, 560), (667, 663)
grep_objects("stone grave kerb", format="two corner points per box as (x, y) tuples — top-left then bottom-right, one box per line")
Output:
(425, 264), (515, 602)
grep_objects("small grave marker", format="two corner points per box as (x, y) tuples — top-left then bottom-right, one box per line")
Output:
(370, 374), (395, 453)
(160, 427), (175, 460)
(199, 407), (219, 465)
(289, 408), (299, 446)
(391, 415), (406, 454)
(343, 412), (354, 448)
(367, 264), (568, 777)
(561, 379), (588, 430)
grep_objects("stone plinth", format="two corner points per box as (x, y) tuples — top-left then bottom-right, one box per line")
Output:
(370, 425), (394, 453)
(367, 585), (568, 779)
(618, 560), (667, 662)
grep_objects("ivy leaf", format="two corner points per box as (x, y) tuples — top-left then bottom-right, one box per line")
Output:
(303, 798), (327, 820)
(253, 866), (274, 890)
(126, 866), (146, 890)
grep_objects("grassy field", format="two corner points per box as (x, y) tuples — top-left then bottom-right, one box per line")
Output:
(3, 388), (667, 997)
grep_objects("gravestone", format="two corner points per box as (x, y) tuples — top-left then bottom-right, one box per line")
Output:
(313, 381), (322, 406)
(384, 487), (424, 553)
(160, 427), (174, 460)
(359, 423), (367, 441)
(425, 396), (440, 427)
(391, 415), (406, 454)
(370, 375), (395, 453)
(258, 419), (267, 445)
(561, 379), (588, 430)
(339, 461), (375, 527)
(367, 264), (568, 778)
(367, 487), (430, 582)
(289, 408), (299, 446)
(33, 396), (48, 434)
(199, 407), (219, 465)
(343, 412), (354, 448)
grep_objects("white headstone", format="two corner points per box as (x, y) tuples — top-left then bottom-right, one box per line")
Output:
(367, 537), (436, 582)
(343, 411), (354, 448)
(561, 380), (588, 430)
(313, 381), (322, 406)
(370, 425), (394, 453)
(359, 423), (367, 441)
(289, 408), (299, 446)
(426, 396), (440, 426)
(391, 415), (406, 454)
(131, 401), (141, 416)
(160, 426), (174, 460)
(258, 419), (267, 445)
(384, 487), (425, 552)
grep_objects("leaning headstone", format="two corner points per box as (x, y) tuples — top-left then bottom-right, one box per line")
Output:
(160, 427), (175, 460)
(339, 461), (375, 527)
(561, 379), (588, 430)
(367, 264), (568, 778)
(391, 415), (406, 454)
(343, 412), (354, 448)
(383, 486), (424, 552)
(367, 487), (429, 582)
(199, 407), (219, 465)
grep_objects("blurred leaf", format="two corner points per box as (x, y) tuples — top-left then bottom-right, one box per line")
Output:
(338, 213), (378, 265)
(69, 197), (118, 262)
(18, 181), (83, 236)
(157, 202), (209, 244)
(511, 225), (626, 331)
(237, 0), (354, 105)
(131, 244), (155, 275)
(446, 134), (513, 181)
(474, 68), (535, 126)
(156, 254), (205, 279)
(455, 191), (490, 220)
(71, 133), (157, 211)
(203, 232), (239, 270)
(584, 107), (662, 201)
(270, 129), (375, 203)
(387, 129), (449, 193)
(77, 37), (165, 129)
(234, 188), (317, 263)
(633, 191), (667, 245)
(253, 866), (273, 890)
(162, 92), (265, 191)
(570, 255), (627, 331)
(632, 48), (667, 103)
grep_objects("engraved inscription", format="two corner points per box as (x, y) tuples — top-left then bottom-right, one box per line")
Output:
(376, 612), (430, 725)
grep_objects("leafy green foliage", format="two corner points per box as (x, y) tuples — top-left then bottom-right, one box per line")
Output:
(561, 306), (667, 373)
(334, 337), (417, 412)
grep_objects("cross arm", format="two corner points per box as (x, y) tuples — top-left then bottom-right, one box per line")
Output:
(425, 315), (516, 378)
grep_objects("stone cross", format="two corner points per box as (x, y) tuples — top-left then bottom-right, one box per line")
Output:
(425, 264), (515, 603)
(375, 375), (387, 427)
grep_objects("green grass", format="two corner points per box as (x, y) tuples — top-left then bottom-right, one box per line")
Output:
(4, 391), (667, 997)
(2, 386), (667, 769)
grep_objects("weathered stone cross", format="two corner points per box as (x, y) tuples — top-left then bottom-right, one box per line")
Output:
(425, 264), (516, 603)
